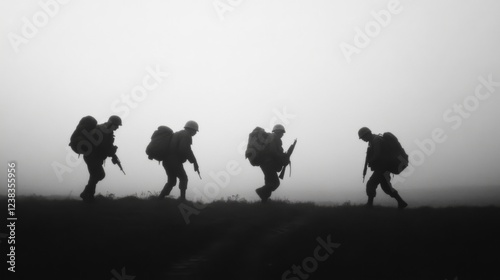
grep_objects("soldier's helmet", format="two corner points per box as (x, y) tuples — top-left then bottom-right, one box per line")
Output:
(184, 120), (199, 132)
(272, 124), (286, 133)
(108, 115), (122, 126)
(358, 127), (371, 139)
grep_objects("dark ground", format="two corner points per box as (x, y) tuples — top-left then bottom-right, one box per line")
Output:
(1, 195), (500, 280)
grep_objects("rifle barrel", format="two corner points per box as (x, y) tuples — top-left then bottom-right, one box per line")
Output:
(279, 139), (297, 180)
(279, 166), (286, 179)
(115, 156), (126, 175)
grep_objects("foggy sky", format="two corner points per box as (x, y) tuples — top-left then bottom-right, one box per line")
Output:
(1, 0), (500, 206)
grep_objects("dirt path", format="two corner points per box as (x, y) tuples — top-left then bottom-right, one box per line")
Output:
(163, 212), (312, 279)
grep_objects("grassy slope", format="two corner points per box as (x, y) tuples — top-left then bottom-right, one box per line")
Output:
(1, 196), (500, 280)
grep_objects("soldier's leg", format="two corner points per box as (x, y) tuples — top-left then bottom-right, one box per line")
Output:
(159, 160), (177, 199)
(379, 171), (396, 196)
(257, 163), (280, 202)
(267, 171), (280, 193)
(366, 171), (383, 206)
(82, 157), (105, 201)
(177, 163), (188, 201)
(380, 171), (407, 209)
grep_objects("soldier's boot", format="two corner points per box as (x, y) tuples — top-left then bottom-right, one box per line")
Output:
(394, 193), (408, 209)
(158, 184), (173, 200)
(179, 189), (187, 201)
(80, 185), (95, 203)
(256, 187), (271, 203)
(365, 196), (374, 208)
(80, 191), (94, 203)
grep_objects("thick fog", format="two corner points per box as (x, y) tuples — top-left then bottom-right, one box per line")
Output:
(1, 0), (500, 206)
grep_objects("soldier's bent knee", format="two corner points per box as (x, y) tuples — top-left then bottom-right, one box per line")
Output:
(167, 178), (177, 186)
(96, 171), (105, 181)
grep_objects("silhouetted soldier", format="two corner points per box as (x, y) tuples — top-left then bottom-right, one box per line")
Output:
(358, 127), (408, 209)
(158, 121), (200, 201)
(80, 115), (122, 202)
(255, 124), (289, 203)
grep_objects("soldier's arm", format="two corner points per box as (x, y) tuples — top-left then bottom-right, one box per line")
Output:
(96, 126), (116, 157)
(368, 137), (383, 163)
(187, 149), (197, 164)
(269, 137), (286, 163)
(185, 144), (199, 172)
(177, 132), (191, 157)
(106, 135), (117, 157)
(178, 133), (197, 165)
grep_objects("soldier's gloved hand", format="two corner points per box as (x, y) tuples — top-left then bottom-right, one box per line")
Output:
(194, 162), (199, 172)
(112, 145), (118, 154)
(283, 157), (290, 166)
(111, 155), (118, 165)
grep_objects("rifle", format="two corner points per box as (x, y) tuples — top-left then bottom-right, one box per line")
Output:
(112, 155), (126, 175)
(194, 162), (202, 179)
(363, 157), (368, 183)
(279, 139), (297, 180)
(363, 147), (371, 182)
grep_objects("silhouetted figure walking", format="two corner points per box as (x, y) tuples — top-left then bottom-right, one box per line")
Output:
(158, 121), (200, 201)
(254, 124), (290, 203)
(80, 115), (123, 202)
(358, 127), (408, 209)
